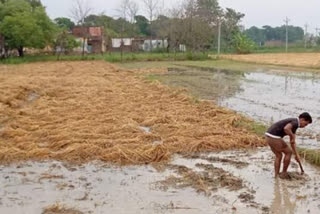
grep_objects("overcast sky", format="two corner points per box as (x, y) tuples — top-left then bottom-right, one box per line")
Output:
(42, 0), (320, 33)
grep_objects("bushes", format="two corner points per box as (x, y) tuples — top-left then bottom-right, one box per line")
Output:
(232, 33), (256, 54)
(0, 52), (210, 64)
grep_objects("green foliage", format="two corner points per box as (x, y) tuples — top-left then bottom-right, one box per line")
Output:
(233, 116), (267, 136)
(245, 25), (304, 45)
(54, 17), (75, 30)
(245, 26), (266, 45)
(26, 0), (42, 9)
(83, 14), (141, 37)
(53, 30), (79, 55)
(135, 15), (150, 36)
(186, 52), (209, 60)
(0, 0), (56, 56)
(232, 33), (256, 54)
(298, 148), (320, 166)
(0, 52), (209, 64)
(1, 12), (44, 48)
(221, 8), (245, 46)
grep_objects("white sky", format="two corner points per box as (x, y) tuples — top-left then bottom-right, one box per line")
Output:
(42, 0), (320, 33)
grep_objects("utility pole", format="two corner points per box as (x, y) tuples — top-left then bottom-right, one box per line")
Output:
(284, 17), (290, 53)
(304, 23), (308, 48)
(217, 20), (221, 56)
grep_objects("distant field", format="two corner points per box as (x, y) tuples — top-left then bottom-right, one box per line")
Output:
(221, 53), (320, 69)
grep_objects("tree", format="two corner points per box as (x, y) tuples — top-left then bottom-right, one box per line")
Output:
(127, 0), (139, 37)
(196, 0), (222, 25)
(232, 32), (255, 54)
(246, 25), (304, 45)
(26, 0), (42, 10)
(141, 0), (159, 51)
(70, 0), (92, 56)
(135, 15), (150, 36)
(54, 17), (75, 31)
(245, 26), (266, 45)
(183, 0), (212, 53)
(70, 0), (92, 25)
(0, 0), (56, 57)
(53, 30), (79, 58)
(167, 6), (185, 54)
(221, 8), (245, 48)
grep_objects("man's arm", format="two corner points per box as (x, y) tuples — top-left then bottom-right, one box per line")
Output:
(284, 123), (300, 162)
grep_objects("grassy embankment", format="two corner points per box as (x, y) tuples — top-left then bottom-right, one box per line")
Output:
(0, 52), (209, 64)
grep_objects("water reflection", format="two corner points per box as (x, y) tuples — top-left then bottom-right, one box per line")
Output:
(219, 71), (320, 149)
(153, 67), (320, 149)
(158, 67), (245, 101)
(270, 179), (296, 214)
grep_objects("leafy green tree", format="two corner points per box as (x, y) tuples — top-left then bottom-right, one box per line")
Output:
(221, 8), (245, 47)
(54, 17), (75, 31)
(246, 25), (304, 45)
(26, 0), (42, 10)
(196, 0), (222, 25)
(135, 15), (150, 36)
(0, 0), (56, 57)
(245, 26), (266, 45)
(232, 32), (256, 54)
(53, 30), (79, 57)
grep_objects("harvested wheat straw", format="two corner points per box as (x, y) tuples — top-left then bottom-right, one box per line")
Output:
(0, 61), (264, 164)
(221, 53), (320, 68)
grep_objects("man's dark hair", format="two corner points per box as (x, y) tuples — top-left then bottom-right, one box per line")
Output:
(299, 112), (312, 123)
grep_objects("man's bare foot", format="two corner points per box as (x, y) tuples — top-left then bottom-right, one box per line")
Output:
(279, 172), (292, 180)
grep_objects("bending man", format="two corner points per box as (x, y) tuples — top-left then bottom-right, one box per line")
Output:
(265, 112), (312, 178)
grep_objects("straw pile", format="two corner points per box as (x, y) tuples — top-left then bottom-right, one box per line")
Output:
(0, 61), (264, 164)
(221, 53), (320, 68)
(42, 203), (83, 214)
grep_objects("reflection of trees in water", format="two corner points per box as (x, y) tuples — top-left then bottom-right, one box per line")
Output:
(159, 67), (244, 101)
(270, 179), (296, 214)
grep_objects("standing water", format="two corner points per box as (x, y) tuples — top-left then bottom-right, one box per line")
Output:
(1, 66), (320, 214)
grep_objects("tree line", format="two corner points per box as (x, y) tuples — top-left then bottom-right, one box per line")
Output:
(0, 0), (261, 57)
(57, 0), (248, 54)
(245, 25), (305, 45)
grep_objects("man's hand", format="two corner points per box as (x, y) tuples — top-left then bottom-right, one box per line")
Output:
(295, 154), (301, 163)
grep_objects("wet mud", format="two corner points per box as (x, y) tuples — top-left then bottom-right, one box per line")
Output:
(2, 148), (320, 213)
(2, 65), (320, 213)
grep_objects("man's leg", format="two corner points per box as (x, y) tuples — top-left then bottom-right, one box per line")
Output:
(282, 146), (293, 174)
(274, 151), (283, 178)
(266, 137), (284, 177)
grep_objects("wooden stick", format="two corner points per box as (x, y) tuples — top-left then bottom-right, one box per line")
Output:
(297, 161), (305, 175)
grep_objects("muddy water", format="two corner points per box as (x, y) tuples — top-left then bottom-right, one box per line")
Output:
(219, 71), (320, 149)
(0, 161), (244, 214)
(2, 67), (320, 213)
(1, 149), (320, 213)
(159, 67), (320, 149)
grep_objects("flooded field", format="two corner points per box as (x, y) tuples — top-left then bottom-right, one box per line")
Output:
(157, 67), (320, 149)
(1, 62), (320, 213)
(1, 148), (320, 214)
